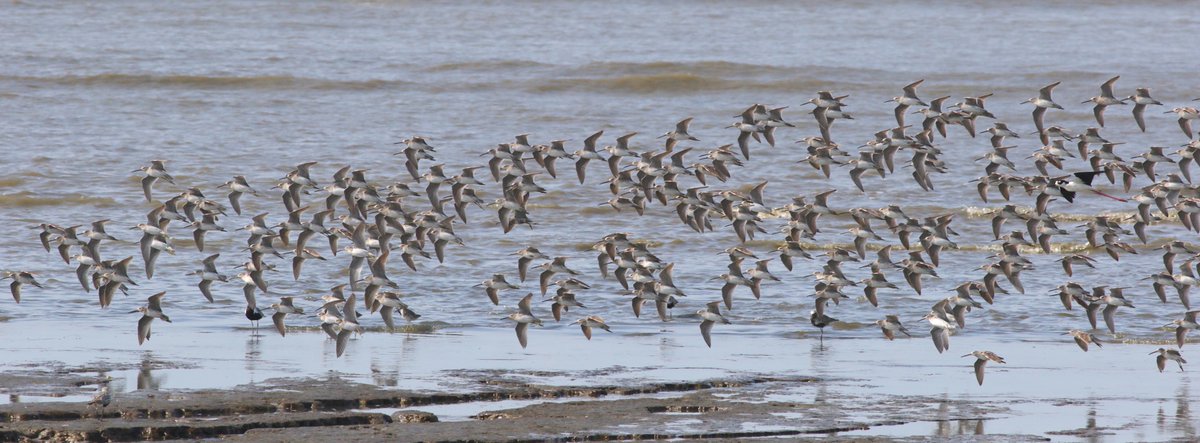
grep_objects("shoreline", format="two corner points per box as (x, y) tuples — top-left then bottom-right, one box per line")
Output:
(1, 372), (1045, 442)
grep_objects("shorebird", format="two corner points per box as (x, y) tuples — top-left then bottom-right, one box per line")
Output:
(245, 304), (264, 331)
(1120, 88), (1162, 132)
(660, 117), (700, 151)
(335, 293), (364, 357)
(1166, 107), (1200, 139)
(574, 315), (612, 340)
(962, 351), (1005, 385)
(699, 301), (731, 348)
(1082, 76), (1126, 127)
(538, 257), (581, 296)
(605, 132), (640, 177)
(1046, 171), (1128, 204)
(513, 247), (549, 282)
(134, 160), (175, 202)
(3, 271), (42, 303)
(270, 296), (304, 337)
(1067, 329), (1103, 352)
(87, 378), (113, 418)
(132, 292), (171, 345)
(72, 250), (98, 292)
(727, 112), (762, 160)
(317, 298), (344, 340)
(1022, 81), (1063, 135)
(876, 315), (912, 340)
(574, 130), (605, 184)
(476, 273), (520, 305)
(810, 309), (838, 349)
(1167, 310), (1200, 348)
(1085, 287), (1135, 334)
(1151, 348), (1186, 372)
(886, 79), (927, 127)
(923, 303), (956, 354)
(218, 175), (258, 215)
(545, 290), (585, 322)
(189, 213), (224, 252)
(507, 293), (542, 349)
(192, 253), (227, 302)
(715, 263), (755, 310)
(292, 247), (326, 280)
(375, 292), (420, 331)
(143, 234), (175, 279)
(1057, 254), (1098, 277)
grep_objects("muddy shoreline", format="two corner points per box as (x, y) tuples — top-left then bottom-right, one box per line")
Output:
(0, 369), (1056, 442)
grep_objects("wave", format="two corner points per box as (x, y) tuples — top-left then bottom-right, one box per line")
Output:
(424, 59), (553, 73)
(566, 60), (796, 78)
(0, 61), (886, 95)
(959, 205), (1144, 222)
(0, 192), (118, 207)
(530, 74), (836, 94)
(0, 177), (26, 188)
(0, 74), (414, 91)
(528, 60), (877, 94)
(735, 239), (1104, 255)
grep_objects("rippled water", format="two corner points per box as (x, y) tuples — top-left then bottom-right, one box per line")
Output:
(2, 1), (1200, 439)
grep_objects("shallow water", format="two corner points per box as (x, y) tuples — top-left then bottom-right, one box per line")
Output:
(2, 0), (1200, 440)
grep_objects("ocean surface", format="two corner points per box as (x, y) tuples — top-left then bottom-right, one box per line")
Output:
(2, 1), (1199, 440)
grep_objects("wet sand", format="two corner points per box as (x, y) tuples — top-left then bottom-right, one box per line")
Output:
(0, 371), (1037, 442)
(0, 324), (1194, 442)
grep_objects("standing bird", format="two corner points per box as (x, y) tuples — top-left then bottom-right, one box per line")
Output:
(245, 304), (264, 331)
(810, 310), (838, 349)
(698, 301), (731, 348)
(87, 378), (113, 418)
(1151, 348), (1186, 372)
(962, 351), (1006, 385)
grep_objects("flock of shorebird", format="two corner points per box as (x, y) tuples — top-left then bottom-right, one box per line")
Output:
(5, 76), (1200, 388)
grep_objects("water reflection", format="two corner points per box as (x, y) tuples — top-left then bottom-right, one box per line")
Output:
(935, 399), (950, 437)
(927, 400), (987, 437)
(370, 358), (398, 387)
(1083, 407), (1099, 443)
(657, 334), (676, 361)
(244, 332), (262, 383)
(395, 333), (418, 380)
(137, 353), (161, 391)
(1176, 378), (1194, 439)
